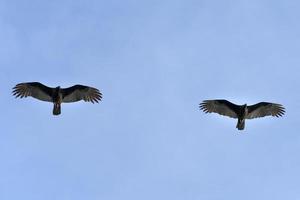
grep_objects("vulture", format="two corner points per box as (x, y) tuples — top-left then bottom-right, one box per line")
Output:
(199, 99), (285, 130)
(13, 82), (102, 115)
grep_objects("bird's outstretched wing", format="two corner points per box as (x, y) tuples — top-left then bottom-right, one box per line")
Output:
(61, 85), (102, 103)
(12, 82), (54, 102)
(199, 99), (240, 118)
(246, 102), (285, 119)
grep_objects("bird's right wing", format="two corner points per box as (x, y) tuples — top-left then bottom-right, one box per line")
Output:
(12, 82), (54, 102)
(199, 99), (240, 118)
(61, 85), (102, 103)
(246, 102), (285, 119)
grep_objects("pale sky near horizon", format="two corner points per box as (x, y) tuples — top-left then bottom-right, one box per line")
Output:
(1, 0), (300, 200)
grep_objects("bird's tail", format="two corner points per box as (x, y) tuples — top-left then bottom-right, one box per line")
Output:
(236, 119), (245, 130)
(53, 103), (61, 115)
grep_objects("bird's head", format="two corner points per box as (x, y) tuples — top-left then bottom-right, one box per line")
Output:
(243, 104), (248, 112)
(54, 86), (61, 96)
(54, 86), (62, 102)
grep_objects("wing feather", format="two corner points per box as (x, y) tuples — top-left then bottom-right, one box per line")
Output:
(61, 85), (102, 103)
(199, 99), (240, 118)
(246, 102), (285, 119)
(12, 82), (53, 102)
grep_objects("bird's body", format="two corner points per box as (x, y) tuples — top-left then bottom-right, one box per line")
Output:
(52, 86), (62, 115)
(236, 104), (248, 130)
(199, 99), (285, 130)
(13, 82), (102, 115)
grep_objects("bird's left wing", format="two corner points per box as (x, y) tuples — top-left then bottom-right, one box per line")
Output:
(199, 99), (239, 118)
(246, 102), (285, 119)
(12, 82), (54, 102)
(61, 85), (102, 103)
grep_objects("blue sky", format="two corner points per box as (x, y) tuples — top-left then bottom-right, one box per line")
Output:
(1, 0), (300, 199)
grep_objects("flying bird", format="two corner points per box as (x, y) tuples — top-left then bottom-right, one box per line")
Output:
(13, 82), (102, 115)
(199, 99), (285, 130)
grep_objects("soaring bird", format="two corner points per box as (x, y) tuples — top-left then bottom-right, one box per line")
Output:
(199, 99), (285, 130)
(13, 82), (102, 115)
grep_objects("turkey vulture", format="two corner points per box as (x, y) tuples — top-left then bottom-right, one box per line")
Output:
(199, 99), (285, 130)
(12, 82), (102, 115)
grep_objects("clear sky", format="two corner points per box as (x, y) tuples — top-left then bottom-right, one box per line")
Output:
(1, 0), (300, 199)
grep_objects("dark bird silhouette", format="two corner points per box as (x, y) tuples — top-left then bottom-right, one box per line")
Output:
(199, 99), (285, 130)
(13, 82), (102, 115)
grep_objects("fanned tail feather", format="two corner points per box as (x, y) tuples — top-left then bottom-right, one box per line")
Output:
(236, 119), (245, 130)
(53, 103), (61, 115)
